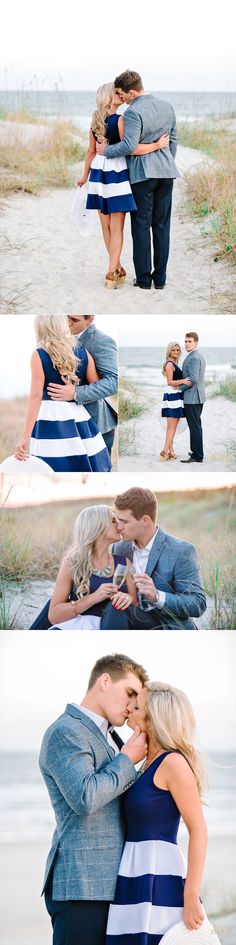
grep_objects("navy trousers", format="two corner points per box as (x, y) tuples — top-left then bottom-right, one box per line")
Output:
(184, 404), (204, 461)
(103, 428), (115, 461)
(131, 178), (173, 287)
(45, 875), (110, 945)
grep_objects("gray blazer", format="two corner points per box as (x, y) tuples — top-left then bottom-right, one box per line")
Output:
(75, 325), (118, 434)
(180, 350), (206, 404)
(39, 704), (136, 900)
(105, 94), (179, 184)
(113, 527), (206, 629)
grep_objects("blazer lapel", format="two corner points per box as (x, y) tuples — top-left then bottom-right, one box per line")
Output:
(146, 528), (166, 576)
(66, 704), (116, 760)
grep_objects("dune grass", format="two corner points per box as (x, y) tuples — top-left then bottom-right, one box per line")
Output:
(119, 374), (147, 422)
(178, 121), (236, 269)
(0, 119), (85, 195)
(216, 376), (236, 401)
(0, 489), (235, 629)
(0, 398), (27, 462)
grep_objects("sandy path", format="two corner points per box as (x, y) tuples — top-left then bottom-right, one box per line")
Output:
(0, 146), (234, 314)
(119, 388), (236, 472)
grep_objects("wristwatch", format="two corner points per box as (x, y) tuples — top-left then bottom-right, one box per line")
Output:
(155, 590), (160, 603)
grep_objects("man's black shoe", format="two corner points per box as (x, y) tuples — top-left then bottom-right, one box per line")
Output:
(181, 457), (203, 464)
(153, 284), (165, 290)
(133, 279), (151, 289)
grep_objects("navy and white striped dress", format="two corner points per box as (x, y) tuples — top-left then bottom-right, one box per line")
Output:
(161, 362), (186, 434)
(30, 347), (111, 472)
(106, 751), (186, 945)
(86, 114), (137, 215)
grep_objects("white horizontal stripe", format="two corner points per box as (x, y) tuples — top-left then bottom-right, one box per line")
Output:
(88, 181), (132, 198)
(30, 432), (106, 458)
(162, 399), (184, 410)
(37, 402), (91, 422)
(50, 615), (101, 631)
(91, 155), (128, 172)
(107, 902), (183, 936)
(119, 840), (186, 879)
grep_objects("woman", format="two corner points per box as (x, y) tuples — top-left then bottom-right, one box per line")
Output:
(160, 342), (190, 461)
(15, 315), (111, 472)
(77, 83), (170, 287)
(30, 505), (137, 630)
(106, 682), (207, 943)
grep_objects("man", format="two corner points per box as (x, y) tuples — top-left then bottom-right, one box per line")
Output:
(47, 314), (118, 461)
(97, 70), (179, 290)
(101, 488), (206, 630)
(180, 332), (206, 464)
(40, 653), (148, 945)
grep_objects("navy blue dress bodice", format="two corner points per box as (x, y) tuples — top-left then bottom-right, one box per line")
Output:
(72, 554), (128, 617)
(105, 114), (121, 144)
(123, 751), (181, 844)
(166, 360), (183, 381)
(36, 346), (88, 400)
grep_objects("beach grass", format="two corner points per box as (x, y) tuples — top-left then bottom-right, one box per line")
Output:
(0, 119), (85, 194)
(119, 375), (149, 422)
(0, 489), (235, 629)
(0, 398), (27, 462)
(216, 376), (236, 401)
(178, 121), (236, 268)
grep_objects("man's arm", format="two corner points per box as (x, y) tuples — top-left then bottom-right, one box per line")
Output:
(104, 110), (142, 159)
(40, 727), (146, 815)
(179, 355), (200, 391)
(134, 544), (206, 623)
(161, 544), (206, 621)
(169, 110), (178, 158)
(75, 337), (118, 405)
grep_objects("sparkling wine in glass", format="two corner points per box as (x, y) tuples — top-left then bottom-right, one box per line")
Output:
(113, 564), (127, 589)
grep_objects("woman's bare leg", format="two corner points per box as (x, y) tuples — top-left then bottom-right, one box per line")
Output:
(98, 211), (111, 256)
(109, 212), (125, 272)
(162, 418), (179, 453)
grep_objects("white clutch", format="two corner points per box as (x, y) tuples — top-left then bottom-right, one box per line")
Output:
(71, 186), (95, 237)
(161, 917), (221, 944)
(0, 455), (51, 473)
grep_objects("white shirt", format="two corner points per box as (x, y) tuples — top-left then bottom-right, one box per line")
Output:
(73, 705), (119, 754)
(133, 529), (165, 608)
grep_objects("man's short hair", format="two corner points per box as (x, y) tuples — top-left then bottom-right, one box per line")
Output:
(185, 331), (199, 342)
(114, 70), (143, 93)
(88, 653), (148, 690)
(115, 487), (157, 522)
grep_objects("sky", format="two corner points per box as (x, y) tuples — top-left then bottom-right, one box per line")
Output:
(0, 632), (235, 750)
(1, 472), (235, 507)
(1, 1), (235, 91)
(0, 314), (235, 399)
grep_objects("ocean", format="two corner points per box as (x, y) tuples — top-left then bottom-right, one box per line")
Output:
(0, 749), (236, 844)
(0, 90), (236, 131)
(120, 347), (236, 390)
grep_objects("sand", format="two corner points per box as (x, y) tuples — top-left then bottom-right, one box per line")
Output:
(5, 578), (213, 631)
(0, 835), (235, 945)
(119, 387), (236, 472)
(0, 143), (234, 314)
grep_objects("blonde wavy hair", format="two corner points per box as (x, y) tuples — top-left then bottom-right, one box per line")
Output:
(65, 505), (113, 596)
(34, 315), (79, 382)
(162, 341), (181, 377)
(91, 83), (115, 143)
(146, 681), (206, 795)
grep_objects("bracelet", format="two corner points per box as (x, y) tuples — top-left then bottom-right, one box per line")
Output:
(71, 599), (79, 617)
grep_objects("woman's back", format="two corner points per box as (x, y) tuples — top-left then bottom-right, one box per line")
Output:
(36, 347), (88, 399)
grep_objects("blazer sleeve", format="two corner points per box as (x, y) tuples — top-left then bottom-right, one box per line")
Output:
(75, 336), (118, 405)
(41, 728), (136, 815)
(184, 354), (201, 387)
(162, 543), (206, 621)
(169, 109), (178, 158)
(105, 109), (142, 158)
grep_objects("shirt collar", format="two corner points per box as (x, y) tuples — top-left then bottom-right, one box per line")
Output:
(73, 704), (111, 735)
(132, 527), (158, 552)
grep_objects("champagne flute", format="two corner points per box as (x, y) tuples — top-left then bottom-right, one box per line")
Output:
(113, 564), (127, 589)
